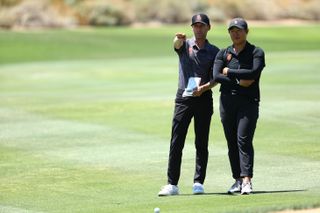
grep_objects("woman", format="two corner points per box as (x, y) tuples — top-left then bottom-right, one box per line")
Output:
(213, 18), (265, 195)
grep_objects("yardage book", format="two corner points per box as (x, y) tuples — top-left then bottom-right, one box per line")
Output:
(182, 77), (201, 97)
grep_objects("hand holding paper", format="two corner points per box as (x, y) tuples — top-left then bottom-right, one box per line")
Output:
(182, 77), (201, 97)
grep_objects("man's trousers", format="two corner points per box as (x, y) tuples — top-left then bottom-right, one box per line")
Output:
(167, 89), (213, 185)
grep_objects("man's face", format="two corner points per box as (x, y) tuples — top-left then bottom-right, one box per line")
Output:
(229, 27), (247, 45)
(192, 23), (210, 40)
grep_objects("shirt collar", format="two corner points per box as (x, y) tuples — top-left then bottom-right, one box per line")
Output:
(228, 41), (251, 55)
(190, 37), (210, 50)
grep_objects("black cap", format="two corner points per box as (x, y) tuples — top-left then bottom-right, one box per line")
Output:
(228, 18), (248, 30)
(191, 14), (210, 26)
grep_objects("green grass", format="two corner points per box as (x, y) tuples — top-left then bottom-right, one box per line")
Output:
(1, 24), (320, 64)
(0, 24), (320, 212)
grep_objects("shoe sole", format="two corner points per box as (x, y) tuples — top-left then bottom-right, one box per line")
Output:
(228, 191), (240, 194)
(228, 189), (241, 194)
(158, 193), (179, 196)
(193, 191), (204, 195)
(241, 191), (252, 195)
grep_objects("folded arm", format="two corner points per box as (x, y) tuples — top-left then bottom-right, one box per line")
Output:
(226, 48), (265, 79)
(212, 49), (233, 85)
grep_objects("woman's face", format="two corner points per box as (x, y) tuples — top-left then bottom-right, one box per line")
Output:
(229, 27), (247, 45)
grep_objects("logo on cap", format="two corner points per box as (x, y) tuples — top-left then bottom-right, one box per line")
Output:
(191, 13), (210, 26)
(196, 15), (202, 22)
(228, 18), (248, 30)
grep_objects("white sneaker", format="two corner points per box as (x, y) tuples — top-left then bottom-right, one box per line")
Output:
(228, 179), (242, 194)
(241, 182), (252, 195)
(193, 182), (204, 194)
(158, 184), (179, 196)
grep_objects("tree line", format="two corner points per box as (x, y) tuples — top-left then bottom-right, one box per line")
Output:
(0, 0), (319, 29)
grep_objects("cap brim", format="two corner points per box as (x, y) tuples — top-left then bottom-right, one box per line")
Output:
(228, 24), (245, 30)
(191, 21), (208, 26)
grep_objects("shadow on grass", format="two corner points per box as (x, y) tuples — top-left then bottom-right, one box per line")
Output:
(176, 189), (307, 196)
(251, 189), (307, 194)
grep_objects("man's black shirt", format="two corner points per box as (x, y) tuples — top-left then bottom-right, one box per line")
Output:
(175, 37), (220, 91)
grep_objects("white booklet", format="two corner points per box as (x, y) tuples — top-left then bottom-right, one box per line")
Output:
(182, 77), (201, 97)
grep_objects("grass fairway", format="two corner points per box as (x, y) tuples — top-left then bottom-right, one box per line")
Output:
(0, 24), (320, 212)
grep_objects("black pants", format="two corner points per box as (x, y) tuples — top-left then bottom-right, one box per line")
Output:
(167, 89), (213, 185)
(219, 93), (259, 179)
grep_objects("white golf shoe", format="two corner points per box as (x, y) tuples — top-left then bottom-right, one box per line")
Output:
(228, 179), (242, 194)
(193, 182), (204, 194)
(241, 182), (253, 195)
(158, 184), (179, 196)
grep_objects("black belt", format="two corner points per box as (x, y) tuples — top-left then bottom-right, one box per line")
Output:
(221, 90), (238, 96)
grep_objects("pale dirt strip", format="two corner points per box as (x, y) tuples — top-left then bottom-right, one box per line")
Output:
(273, 208), (320, 213)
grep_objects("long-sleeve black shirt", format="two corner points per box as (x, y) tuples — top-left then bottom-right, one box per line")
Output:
(213, 42), (265, 102)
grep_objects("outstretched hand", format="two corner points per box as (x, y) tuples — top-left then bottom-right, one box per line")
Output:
(174, 33), (186, 49)
(175, 33), (186, 41)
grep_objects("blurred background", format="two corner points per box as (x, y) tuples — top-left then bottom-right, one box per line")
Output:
(0, 0), (320, 29)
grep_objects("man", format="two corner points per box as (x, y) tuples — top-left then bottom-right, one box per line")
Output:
(213, 18), (265, 195)
(158, 14), (219, 196)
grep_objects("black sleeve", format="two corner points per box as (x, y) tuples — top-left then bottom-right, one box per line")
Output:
(227, 47), (265, 79)
(174, 41), (186, 54)
(212, 49), (233, 84)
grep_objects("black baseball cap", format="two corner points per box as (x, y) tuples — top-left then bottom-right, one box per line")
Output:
(191, 14), (210, 26)
(228, 18), (248, 30)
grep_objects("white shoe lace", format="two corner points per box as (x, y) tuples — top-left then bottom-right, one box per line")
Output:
(241, 182), (252, 194)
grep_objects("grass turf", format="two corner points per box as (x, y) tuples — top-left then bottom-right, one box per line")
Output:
(0, 24), (320, 212)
